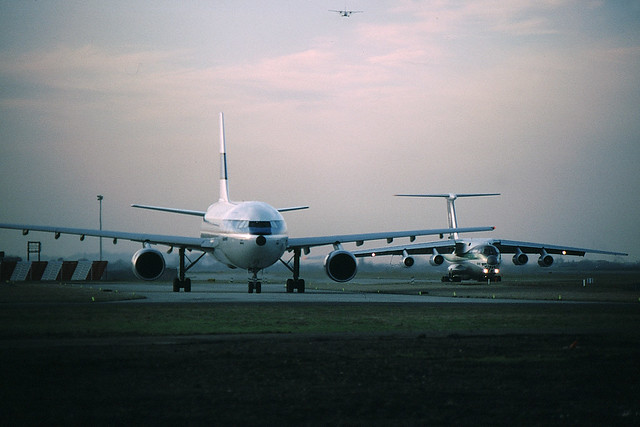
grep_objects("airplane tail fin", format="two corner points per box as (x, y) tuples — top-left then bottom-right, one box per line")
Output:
(219, 112), (230, 202)
(395, 193), (500, 239)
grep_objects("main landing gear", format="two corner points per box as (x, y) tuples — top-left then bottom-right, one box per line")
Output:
(173, 247), (206, 292)
(280, 248), (306, 293)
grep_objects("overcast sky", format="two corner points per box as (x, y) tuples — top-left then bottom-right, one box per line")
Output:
(1, 1), (638, 262)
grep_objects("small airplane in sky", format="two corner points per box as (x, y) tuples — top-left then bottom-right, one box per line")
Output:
(329, 9), (363, 17)
(354, 193), (628, 283)
(0, 116), (495, 293)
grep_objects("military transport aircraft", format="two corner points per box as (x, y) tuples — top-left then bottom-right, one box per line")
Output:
(353, 193), (627, 282)
(0, 116), (495, 293)
(329, 9), (363, 17)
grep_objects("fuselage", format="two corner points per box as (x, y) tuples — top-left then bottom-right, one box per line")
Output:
(443, 240), (501, 280)
(200, 200), (288, 270)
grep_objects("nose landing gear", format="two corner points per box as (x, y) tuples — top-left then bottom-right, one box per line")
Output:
(248, 269), (262, 293)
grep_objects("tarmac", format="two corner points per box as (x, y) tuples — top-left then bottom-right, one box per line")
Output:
(102, 281), (562, 304)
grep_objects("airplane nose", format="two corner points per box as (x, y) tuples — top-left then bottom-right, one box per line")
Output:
(256, 235), (266, 246)
(487, 255), (498, 265)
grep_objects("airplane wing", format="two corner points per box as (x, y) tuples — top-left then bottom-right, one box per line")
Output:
(0, 223), (214, 252)
(288, 226), (492, 252)
(352, 238), (628, 258)
(352, 240), (456, 258)
(492, 239), (628, 257)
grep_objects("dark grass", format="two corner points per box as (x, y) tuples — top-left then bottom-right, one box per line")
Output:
(1, 301), (639, 338)
(1, 276), (639, 425)
(1, 332), (639, 425)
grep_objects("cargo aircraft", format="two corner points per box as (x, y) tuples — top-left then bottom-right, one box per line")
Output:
(329, 9), (363, 17)
(0, 115), (495, 293)
(354, 193), (627, 282)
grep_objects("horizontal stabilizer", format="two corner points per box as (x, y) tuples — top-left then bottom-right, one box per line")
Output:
(396, 193), (500, 199)
(277, 206), (309, 213)
(131, 204), (206, 217)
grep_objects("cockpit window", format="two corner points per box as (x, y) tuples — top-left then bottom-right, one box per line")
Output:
(482, 245), (498, 256)
(249, 221), (271, 235)
(222, 219), (286, 235)
(472, 245), (499, 256)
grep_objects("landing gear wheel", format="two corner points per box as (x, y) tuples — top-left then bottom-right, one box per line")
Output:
(248, 281), (262, 293)
(173, 278), (192, 292)
(286, 279), (305, 293)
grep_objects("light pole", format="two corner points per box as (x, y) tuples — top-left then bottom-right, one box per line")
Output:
(97, 195), (103, 262)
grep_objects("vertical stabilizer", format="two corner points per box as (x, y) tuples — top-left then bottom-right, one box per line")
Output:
(395, 193), (500, 239)
(219, 112), (230, 202)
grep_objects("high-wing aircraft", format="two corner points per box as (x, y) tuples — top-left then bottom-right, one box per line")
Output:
(0, 116), (495, 293)
(329, 9), (363, 17)
(354, 193), (628, 283)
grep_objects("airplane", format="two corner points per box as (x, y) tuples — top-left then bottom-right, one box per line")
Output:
(329, 9), (363, 17)
(0, 115), (496, 293)
(353, 193), (628, 283)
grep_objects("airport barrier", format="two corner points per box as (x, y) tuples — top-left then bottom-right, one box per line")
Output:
(1, 260), (108, 282)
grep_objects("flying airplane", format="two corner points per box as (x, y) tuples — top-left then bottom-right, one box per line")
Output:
(353, 193), (628, 283)
(0, 116), (496, 293)
(329, 9), (363, 17)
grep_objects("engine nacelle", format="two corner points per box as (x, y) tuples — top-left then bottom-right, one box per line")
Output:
(512, 248), (529, 266)
(324, 250), (357, 283)
(429, 254), (444, 266)
(402, 256), (415, 268)
(538, 251), (554, 267)
(401, 250), (414, 268)
(132, 247), (166, 280)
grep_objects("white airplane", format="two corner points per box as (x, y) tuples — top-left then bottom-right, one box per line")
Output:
(329, 9), (363, 17)
(354, 193), (628, 283)
(0, 115), (496, 293)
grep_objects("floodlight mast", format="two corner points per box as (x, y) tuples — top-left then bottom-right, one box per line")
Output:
(97, 195), (103, 262)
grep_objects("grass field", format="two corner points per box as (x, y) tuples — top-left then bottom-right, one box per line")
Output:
(1, 272), (639, 425)
(0, 299), (638, 338)
(1, 270), (638, 337)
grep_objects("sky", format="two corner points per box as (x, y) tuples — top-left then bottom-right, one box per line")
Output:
(0, 0), (638, 263)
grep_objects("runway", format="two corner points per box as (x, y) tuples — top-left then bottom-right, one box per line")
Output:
(104, 281), (556, 304)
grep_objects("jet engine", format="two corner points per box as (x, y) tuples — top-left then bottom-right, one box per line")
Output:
(537, 250), (554, 267)
(429, 253), (445, 266)
(324, 250), (357, 282)
(402, 256), (415, 268)
(132, 247), (166, 280)
(512, 248), (529, 266)
(401, 250), (415, 268)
